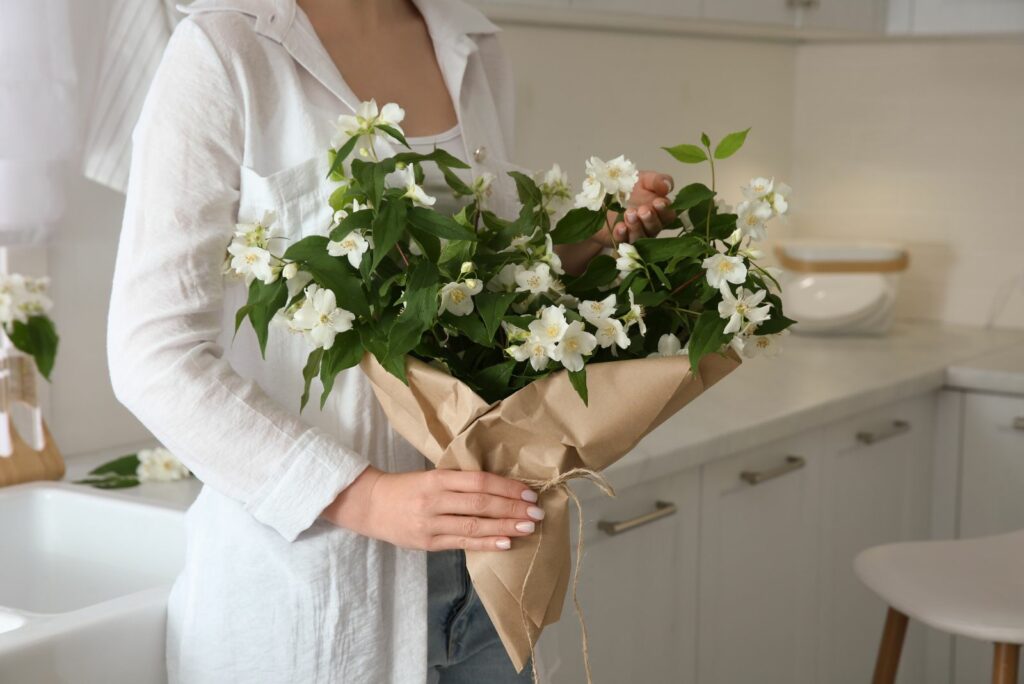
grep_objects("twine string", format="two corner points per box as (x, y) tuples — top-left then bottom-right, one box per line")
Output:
(516, 467), (616, 684)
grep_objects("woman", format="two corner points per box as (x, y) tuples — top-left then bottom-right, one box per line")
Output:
(107, 0), (677, 681)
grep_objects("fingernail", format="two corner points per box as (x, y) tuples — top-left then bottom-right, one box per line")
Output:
(625, 209), (637, 224)
(515, 521), (536, 533)
(521, 489), (538, 503)
(527, 506), (545, 521)
(654, 198), (667, 210)
(496, 538), (511, 550)
(639, 207), (651, 218)
(663, 178), (674, 192)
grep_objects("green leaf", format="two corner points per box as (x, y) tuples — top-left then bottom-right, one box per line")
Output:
(439, 239), (477, 272)
(700, 132), (711, 148)
(473, 361), (515, 402)
(633, 236), (706, 264)
(88, 454), (140, 477)
(327, 136), (359, 179)
(75, 475), (140, 489)
(407, 226), (441, 263)
(446, 312), (490, 346)
(754, 293), (798, 335)
(566, 254), (618, 293)
(714, 127), (751, 160)
(401, 260), (441, 325)
(8, 315), (59, 380)
(550, 208), (607, 244)
(329, 208), (373, 241)
(441, 165), (473, 196)
(407, 206), (477, 241)
(663, 144), (708, 164)
(376, 124), (409, 149)
(319, 330), (364, 407)
(475, 291), (517, 341)
(568, 367), (589, 406)
(360, 324), (407, 383)
(688, 310), (729, 374)
(395, 148), (470, 170)
(649, 263), (672, 289)
(284, 236), (369, 316)
(300, 348), (325, 411)
(670, 182), (716, 214)
(370, 199), (408, 270)
(508, 171), (542, 208)
(237, 278), (289, 357)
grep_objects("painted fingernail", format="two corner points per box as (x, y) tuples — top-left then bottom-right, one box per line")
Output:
(521, 489), (538, 503)
(496, 538), (511, 550)
(527, 506), (545, 521)
(516, 521), (536, 533)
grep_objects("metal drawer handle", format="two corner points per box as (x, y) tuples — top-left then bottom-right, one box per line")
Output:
(598, 501), (677, 536)
(1014, 417), (1024, 431)
(856, 420), (911, 445)
(740, 455), (806, 485)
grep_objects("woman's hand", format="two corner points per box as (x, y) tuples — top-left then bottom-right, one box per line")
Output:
(556, 170), (677, 275)
(323, 465), (543, 552)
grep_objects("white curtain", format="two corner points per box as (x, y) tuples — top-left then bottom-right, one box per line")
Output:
(0, 0), (77, 245)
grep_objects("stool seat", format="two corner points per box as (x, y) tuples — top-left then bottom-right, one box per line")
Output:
(855, 529), (1024, 645)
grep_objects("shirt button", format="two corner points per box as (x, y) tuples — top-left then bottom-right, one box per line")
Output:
(473, 146), (487, 162)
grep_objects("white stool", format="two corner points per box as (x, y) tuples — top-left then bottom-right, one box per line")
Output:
(855, 529), (1024, 684)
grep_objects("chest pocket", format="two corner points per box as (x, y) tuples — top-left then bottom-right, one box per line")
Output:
(238, 154), (334, 248)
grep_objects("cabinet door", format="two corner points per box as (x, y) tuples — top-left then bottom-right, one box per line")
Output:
(544, 468), (700, 683)
(905, 0), (1024, 34)
(799, 0), (887, 32)
(702, 0), (799, 26)
(817, 395), (935, 684)
(697, 429), (822, 684)
(954, 392), (1024, 684)
(570, 0), (701, 18)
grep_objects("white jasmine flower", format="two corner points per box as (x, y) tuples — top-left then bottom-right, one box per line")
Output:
(515, 263), (554, 294)
(593, 317), (630, 350)
(529, 305), (568, 347)
(741, 176), (774, 200)
(397, 164), (436, 208)
(735, 199), (773, 241)
(718, 286), (772, 335)
(580, 294), (617, 325)
(648, 334), (688, 358)
(501, 320), (530, 343)
(575, 155), (639, 210)
(770, 182), (792, 216)
(743, 329), (789, 358)
(702, 251), (748, 289)
(473, 172), (495, 206)
(233, 210), (277, 247)
(622, 290), (646, 336)
(538, 163), (572, 214)
(291, 284), (356, 350)
(136, 447), (190, 483)
(539, 234), (564, 276)
(487, 263), (520, 293)
(227, 243), (277, 285)
(333, 99), (405, 147)
(507, 231), (537, 252)
(551, 320), (597, 372)
(439, 279), (484, 317)
(615, 242), (643, 274)
(509, 337), (553, 372)
(327, 230), (370, 268)
(0, 274), (53, 327)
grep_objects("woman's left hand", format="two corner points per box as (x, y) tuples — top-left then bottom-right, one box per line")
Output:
(590, 170), (677, 247)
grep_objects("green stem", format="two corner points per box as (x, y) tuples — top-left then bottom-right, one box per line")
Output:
(704, 143), (716, 240)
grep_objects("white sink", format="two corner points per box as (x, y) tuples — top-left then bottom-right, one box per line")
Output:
(0, 482), (185, 683)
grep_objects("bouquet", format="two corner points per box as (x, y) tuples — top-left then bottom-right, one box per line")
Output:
(0, 273), (58, 380)
(228, 100), (795, 676)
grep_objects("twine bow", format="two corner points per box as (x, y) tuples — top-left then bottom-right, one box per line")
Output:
(516, 467), (617, 684)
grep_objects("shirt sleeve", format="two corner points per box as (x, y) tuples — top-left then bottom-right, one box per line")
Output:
(107, 17), (370, 542)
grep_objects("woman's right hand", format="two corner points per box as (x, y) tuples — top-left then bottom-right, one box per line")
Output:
(323, 466), (544, 551)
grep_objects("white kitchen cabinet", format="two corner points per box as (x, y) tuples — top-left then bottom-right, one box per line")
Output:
(571, 0), (702, 19)
(889, 0), (1024, 34)
(545, 468), (701, 683)
(701, 0), (799, 26)
(816, 395), (935, 684)
(799, 0), (888, 32)
(951, 391), (1024, 684)
(697, 429), (824, 684)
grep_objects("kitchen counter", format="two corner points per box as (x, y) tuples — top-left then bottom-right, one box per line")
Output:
(62, 320), (1024, 510)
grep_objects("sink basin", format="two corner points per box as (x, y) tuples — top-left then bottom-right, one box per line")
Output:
(0, 482), (185, 683)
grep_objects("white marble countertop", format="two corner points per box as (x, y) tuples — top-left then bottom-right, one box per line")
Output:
(946, 342), (1024, 396)
(62, 320), (1024, 510)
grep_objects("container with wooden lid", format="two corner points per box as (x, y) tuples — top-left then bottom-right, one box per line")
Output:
(774, 240), (909, 335)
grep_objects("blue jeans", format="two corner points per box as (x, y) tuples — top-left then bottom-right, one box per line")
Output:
(426, 549), (533, 684)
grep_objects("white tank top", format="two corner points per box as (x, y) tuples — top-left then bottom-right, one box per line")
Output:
(404, 123), (470, 216)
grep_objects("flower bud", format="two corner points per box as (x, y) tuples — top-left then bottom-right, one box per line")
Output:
(460, 261), (475, 275)
(282, 263), (298, 280)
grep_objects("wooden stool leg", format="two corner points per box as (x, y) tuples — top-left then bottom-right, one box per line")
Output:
(992, 643), (1020, 684)
(872, 607), (909, 684)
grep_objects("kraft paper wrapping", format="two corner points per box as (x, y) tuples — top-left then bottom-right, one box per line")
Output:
(360, 350), (741, 672)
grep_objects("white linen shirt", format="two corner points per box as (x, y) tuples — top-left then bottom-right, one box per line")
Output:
(106, 1), (519, 681)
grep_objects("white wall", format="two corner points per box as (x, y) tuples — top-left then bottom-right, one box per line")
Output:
(790, 38), (1024, 329)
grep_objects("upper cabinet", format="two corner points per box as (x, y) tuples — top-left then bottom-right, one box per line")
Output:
(477, 0), (1024, 37)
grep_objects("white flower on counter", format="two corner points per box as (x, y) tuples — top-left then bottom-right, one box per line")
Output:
(615, 242), (644, 274)
(648, 333), (688, 358)
(439, 279), (484, 317)
(743, 329), (789, 358)
(574, 155), (639, 210)
(702, 250), (747, 289)
(551, 321), (597, 372)
(290, 284), (355, 350)
(396, 164), (436, 208)
(718, 286), (772, 335)
(515, 263), (554, 295)
(328, 229), (371, 268)
(136, 447), (190, 483)
(0, 274), (53, 327)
